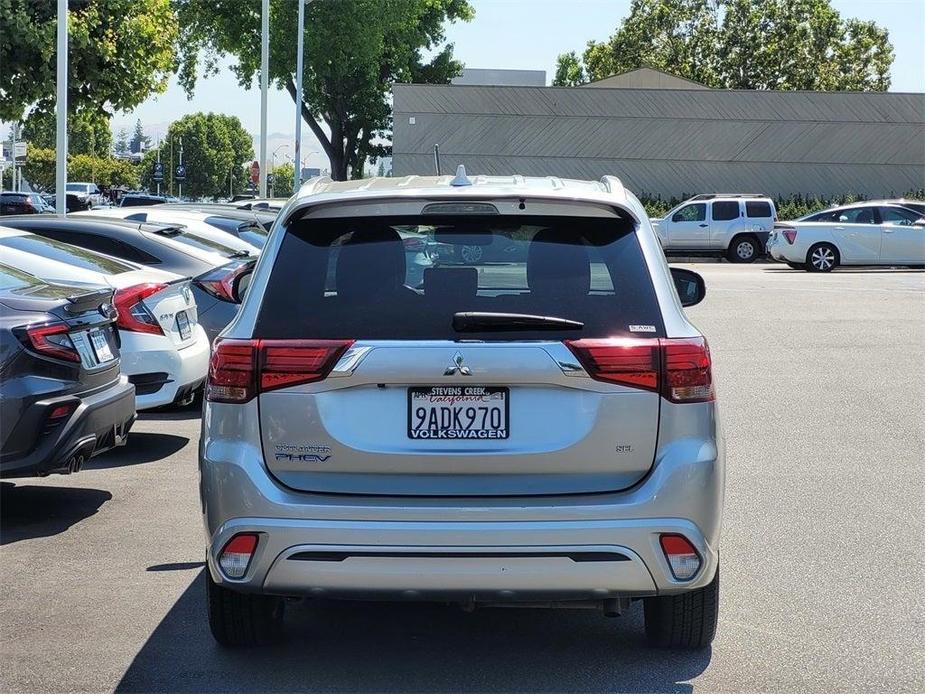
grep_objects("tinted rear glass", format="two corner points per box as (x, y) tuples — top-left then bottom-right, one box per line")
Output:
(746, 201), (772, 218)
(0, 234), (135, 274)
(712, 201), (739, 221)
(148, 226), (244, 257)
(255, 215), (664, 340)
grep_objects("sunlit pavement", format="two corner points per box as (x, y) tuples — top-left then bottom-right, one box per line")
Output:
(2, 263), (923, 692)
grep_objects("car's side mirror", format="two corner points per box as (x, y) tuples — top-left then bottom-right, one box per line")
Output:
(670, 267), (706, 307)
(912, 218), (925, 227)
(232, 267), (254, 303)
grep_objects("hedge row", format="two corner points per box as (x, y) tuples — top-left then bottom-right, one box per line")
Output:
(639, 191), (925, 220)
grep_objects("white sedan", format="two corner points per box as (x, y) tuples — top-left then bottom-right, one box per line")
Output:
(0, 227), (210, 410)
(768, 202), (925, 272)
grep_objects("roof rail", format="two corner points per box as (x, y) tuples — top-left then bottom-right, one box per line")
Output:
(690, 193), (766, 200)
(297, 175), (334, 197)
(600, 175), (626, 199)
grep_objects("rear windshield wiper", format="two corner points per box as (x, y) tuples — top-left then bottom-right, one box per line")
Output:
(150, 225), (184, 237)
(453, 312), (584, 332)
(227, 249), (253, 259)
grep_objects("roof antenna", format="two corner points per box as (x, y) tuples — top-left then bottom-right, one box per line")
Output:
(433, 144), (441, 176)
(450, 164), (472, 187)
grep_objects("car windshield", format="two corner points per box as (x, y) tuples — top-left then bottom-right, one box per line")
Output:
(0, 234), (136, 274)
(255, 214), (664, 341)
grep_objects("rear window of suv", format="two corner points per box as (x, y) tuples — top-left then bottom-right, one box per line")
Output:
(255, 215), (664, 341)
(746, 201), (772, 218)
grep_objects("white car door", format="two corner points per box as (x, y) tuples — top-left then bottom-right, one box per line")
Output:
(709, 200), (742, 249)
(830, 206), (882, 263)
(878, 207), (925, 264)
(666, 202), (710, 249)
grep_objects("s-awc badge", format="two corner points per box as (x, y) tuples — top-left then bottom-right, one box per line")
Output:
(629, 324), (657, 333)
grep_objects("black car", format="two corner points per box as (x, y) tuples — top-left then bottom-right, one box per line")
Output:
(1, 191), (52, 215)
(0, 263), (135, 478)
(119, 194), (167, 207)
(0, 215), (254, 343)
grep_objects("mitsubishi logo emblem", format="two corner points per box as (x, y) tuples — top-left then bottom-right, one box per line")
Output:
(444, 351), (472, 376)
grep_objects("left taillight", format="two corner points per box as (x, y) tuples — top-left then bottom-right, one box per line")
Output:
(23, 323), (80, 362)
(565, 337), (714, 404)
(218, 533), (259, 579)
(113, 283), (167, 335)
(194, 263), (251, 303)
(206, 338), (354, 404)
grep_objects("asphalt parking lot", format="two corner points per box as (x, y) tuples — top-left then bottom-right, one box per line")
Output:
(2, 263), (923, 693)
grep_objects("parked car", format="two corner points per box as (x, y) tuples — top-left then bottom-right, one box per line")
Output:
(48, 193), (92, 212)
(107, 206), (274, 248)
(0, 263), (135, 477)
(768, 202), (925, 271)
(0, 228), (210, 409)
(231, 197), (289, 212)
(1, 191), (52, 215)
(66, 182), (104, 208)
(0, 215), (255, 343)
(119, 193), (167, 207)
(200, 170), (722, 649)
(74, 207), (262, 255)
(651, 194), (777, 262)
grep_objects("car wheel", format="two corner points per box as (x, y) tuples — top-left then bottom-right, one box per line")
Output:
(785, 262), (805, 270)
(644, 566), (719, 649)
(806, 243), (839, 272)
(206, 569), (283, 647)
(727, 236), (759, 263)
(460, 245), (483, 263)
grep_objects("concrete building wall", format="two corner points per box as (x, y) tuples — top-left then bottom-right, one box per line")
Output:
(392, 83), (925, 199)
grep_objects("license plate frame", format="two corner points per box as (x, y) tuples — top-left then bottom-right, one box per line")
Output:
(407, 386), (509, 440)
(176, 310), (192, 340)
(88, 328), (115, 363)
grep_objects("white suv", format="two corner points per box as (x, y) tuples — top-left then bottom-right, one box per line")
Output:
(200, 170), (725, 649)
(652, 194), (777, 262)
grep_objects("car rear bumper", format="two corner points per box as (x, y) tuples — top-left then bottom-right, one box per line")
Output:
(201, 402), (724, 599)
(0, 376), (136, 478)
(121, 326), (210, 410)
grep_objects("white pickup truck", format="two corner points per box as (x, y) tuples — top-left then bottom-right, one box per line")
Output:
(652, 194), (777, 262)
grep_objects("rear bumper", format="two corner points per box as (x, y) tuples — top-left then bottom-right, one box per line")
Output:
(201, 402), (724, 600)
(121, 326), (210, 410)
(0, 376), (136, 478)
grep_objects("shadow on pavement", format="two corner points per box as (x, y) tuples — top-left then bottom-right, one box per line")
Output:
(147, 562), (204, 572)
(88, 433), (189, 469)
(117, 571), (710, 693)
(0, 482), (112, 545)
(140, 399), (203, 422)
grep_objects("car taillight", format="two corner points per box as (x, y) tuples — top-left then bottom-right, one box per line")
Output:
(113, 283), (167, 335)
(782, 228), (797, 244)
(218, 533), (259, 579)
(565, 337), (713, 403)
(194, 263), (251, 303)
(206, 338), (354, 403)
(660, 534), (702, 580)
(23, 323), (80, 362)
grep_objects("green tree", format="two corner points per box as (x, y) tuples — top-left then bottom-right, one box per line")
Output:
(176, 0), (474, 180)
(23, 148), (140, 192)
(0, 0), (179, 122)
(553, 51), (586, 87)
(137, 113), (253, 198)
(270, 162), (294, 198)
(115, 128), (130, 155)
(552, 0), (892, 91)
(21, 108), (113, 156)
(129, 119), (151, 154)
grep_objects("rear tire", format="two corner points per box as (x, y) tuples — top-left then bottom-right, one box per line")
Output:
(806, 243), (839, 272)
(206, 570), (283, 647)
(644, 567), (719, 649)
(727, 236), (759, 263)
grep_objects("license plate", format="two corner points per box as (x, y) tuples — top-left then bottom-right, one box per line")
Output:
(89, 329), (115, 363)
(408, 386), (509, 440)
(176, 310), (191, 340)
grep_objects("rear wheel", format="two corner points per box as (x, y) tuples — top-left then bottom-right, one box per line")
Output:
(206, 570), (284, 647)
(727, 236), (759, 263)
(807, 243), (839, 272)
(644, 567), (719, 649)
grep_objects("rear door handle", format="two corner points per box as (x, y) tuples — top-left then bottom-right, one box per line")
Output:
(698, 223), (708, 228)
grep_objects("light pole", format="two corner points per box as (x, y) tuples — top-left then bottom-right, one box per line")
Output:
(294, 0), (312, 193)
(259, 0), (269, 198)
(55, 0), (67, 216)
(178, 137), (184, 200)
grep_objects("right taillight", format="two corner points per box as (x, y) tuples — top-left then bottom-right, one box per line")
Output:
(194, 262), (251, 303)
(565, 337), (713, 404)
(206, 338), (354, 403)
(113, 283), (167, 335)
(781, 228), (797, 244)
(23, 323), (80, 362)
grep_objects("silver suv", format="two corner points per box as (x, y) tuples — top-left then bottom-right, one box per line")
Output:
(200, 170), (724, 649)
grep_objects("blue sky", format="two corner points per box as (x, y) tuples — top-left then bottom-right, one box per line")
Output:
(7, 0), (924, 170)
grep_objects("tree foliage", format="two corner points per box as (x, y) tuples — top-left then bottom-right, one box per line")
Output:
(0, 0), (179, 122)
(175, 0), (474, 180)
(270, 162), (294, 198)
(21, 108), (113, 156)
(129, 119), (151, 154)
(22, 147), (139, 192)
(553, 0), (893, 91)
(137, 112), (253, 199)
